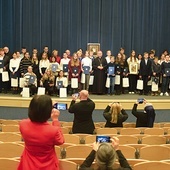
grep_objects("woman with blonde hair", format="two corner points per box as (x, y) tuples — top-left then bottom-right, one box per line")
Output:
(40, 69), (55, 95)
(39, 52), (50, 76)
(103, 102), (128, 127)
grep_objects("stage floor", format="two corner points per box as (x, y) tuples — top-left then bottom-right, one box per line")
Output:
(0, 93), (170, 109)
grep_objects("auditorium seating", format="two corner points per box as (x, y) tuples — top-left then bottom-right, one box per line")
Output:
(84, 135), (96, 144)
(1, 120), (19, 125)
(139, 145), (170, 161)
(1, 125), (20, 133)
(163, 123), (170, 127)
(0, 132), (22, 142)
(61, 127), (70, 134)
(55, 146), (62, 158)
(141, 135), (167, 145)
(63, 134), (80, 144)
(153, 123), (161, 128)
(126, 159), (149, 169)
(1, 120), (170, 169)
(123, 122), (136, 128)
(120, 128), (141, 135)
(96, 127), (117, 135)
(65, 145), (92, 159)
(59, 159), (78, 170)
(117, 135), (139, 144)
(118, 145), (136, 159)
(133, 161), (170, 170)
(0, 142), (24, 158)
(0, 158), (20, 170)
(62, 122), (73, 127)
(143, 128), (164, 135)
(62, 158), (85, 165)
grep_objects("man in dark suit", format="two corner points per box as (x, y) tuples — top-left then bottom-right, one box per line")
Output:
(68, 90), (95, 134)
(139, 52), (152, 95)
(132, 100), (155, 127)
(0, 48), (10, 93)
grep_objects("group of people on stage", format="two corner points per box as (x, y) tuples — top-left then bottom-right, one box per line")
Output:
(0, 46), (170, 96)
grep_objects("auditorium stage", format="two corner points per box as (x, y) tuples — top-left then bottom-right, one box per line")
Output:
(0, 94), (170, 110)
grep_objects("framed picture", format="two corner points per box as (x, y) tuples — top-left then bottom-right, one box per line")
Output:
(129, 63), (138, 74)
(87, 43), (100, 56)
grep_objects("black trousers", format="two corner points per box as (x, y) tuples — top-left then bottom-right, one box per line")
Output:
(129, 74), (137, 92)
(142, 75), (149, 94)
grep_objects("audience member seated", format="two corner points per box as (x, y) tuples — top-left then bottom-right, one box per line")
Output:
(132, 99), (156, 127)
(17, 95), (64, 170)
(103, 102), (128, 127)
(68, 90), (95, 134)
(79, 137), (132, 170)
(40, 69), (55, 96)
(23, 66), (37, 96)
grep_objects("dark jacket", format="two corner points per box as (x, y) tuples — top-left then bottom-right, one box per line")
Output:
(68, 98), (95, 134)
(79, 150), (132, 170)
(132, 104), (155, 127)
(2, 55), (10, 71)
(103, 106), (128, 127)
(139, 59), (152, 76)
(161, 61), (170, 75)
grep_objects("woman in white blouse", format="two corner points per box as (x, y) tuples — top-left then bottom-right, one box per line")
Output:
(60, 52), (70, 76)
(9, 52), (21, 93)
(127, 50), (139, 94)
(39, 52), (50, 76)
(56, 70), (68, 96)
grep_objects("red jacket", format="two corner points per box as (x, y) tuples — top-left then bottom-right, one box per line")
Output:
(68, 61), (81, 82)
(18, 119), (64, 170)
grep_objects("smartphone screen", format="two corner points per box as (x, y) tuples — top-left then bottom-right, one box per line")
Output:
(137, 98), (144, 104)
(96, 136), (110, 143)
(73, 93), (79, 97)
(53, 103), (67, 110)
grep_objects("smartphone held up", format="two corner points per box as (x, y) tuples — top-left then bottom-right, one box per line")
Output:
(53, 103), (67, 110)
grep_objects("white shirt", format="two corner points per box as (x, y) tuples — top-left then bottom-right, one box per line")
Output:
(60, 58), (70, 70)
(56, 76), (68, 87)
(81, 57), (92, 72)
(9, 58), (21, 73)
(105, 56), (111, 63)
(127, 57), (139, 74)
(39, 59), (50, 74)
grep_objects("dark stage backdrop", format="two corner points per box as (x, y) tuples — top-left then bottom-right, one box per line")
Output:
(0, 0), (170, 56)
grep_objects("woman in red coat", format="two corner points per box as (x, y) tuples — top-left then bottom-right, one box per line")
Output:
(18, 95), (64, 170)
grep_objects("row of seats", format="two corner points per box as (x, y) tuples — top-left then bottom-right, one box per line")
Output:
(1, 119), (170, 127)
(1, 158), (170, 170)
(56, 144), (170, 161)
(1, 132), (170, 145)
(0, 142), (169, 161)
(1, 124), (170, 136)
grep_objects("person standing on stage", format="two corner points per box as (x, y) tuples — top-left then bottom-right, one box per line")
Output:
(139, 52), (152, 95)
(160, 54), (170, 96)
(92, 51), (107, 94)
(0, 48), (10, 93)
(81, 51), (92, 91)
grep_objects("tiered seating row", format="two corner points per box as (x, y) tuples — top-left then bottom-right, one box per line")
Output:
(1, 120), (170, 169)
